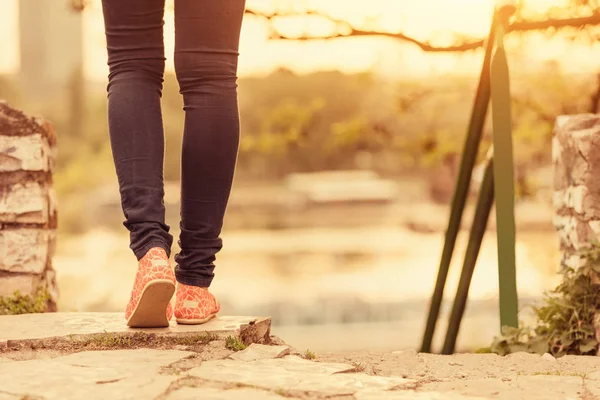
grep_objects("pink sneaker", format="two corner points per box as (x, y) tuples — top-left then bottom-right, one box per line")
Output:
(125, 247), (176, 328)
(174, 283), (220, 325)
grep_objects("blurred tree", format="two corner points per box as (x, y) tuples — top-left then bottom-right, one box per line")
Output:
(19, 1), (83, 104)
(19, 0), (87, 190)
(240, 0), (600, 197)
(61, 0), (600, 198)
(245, 1), (600, 52)
(70, 1), (600, 52)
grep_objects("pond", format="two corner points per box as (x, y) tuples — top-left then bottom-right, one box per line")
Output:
(54, 221), (561, 353)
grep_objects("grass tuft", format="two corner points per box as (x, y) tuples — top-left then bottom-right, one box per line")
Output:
(303, 349), (316, 360)
(225, 336), (247, 351)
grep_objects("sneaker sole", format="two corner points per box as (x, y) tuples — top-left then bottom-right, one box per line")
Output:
(175, 312), (218, 325)
(126, 279), (176, 328)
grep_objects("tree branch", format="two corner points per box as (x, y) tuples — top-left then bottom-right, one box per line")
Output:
(245, 9), (600, 52)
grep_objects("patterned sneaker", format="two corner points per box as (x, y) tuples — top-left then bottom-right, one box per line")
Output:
(174, 283), (220, 325)
(125, 247), (176, 328)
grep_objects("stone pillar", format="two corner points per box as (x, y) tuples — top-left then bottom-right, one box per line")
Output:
(0, 102), (58, 312)
(553, 114), (600, 271)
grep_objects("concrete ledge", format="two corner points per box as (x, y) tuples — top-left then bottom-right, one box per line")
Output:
(0, 312), (271, 350)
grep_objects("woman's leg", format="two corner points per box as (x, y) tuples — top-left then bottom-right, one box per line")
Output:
(173, 0), (246, 288)
(102, 0), (176, 327)
(101, 0), (173, 259)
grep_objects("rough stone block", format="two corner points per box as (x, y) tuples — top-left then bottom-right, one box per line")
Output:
(553, 114), (600, 348)
(44, 264), (59, 308)
(0, 134), (53, 172)
(553, 114), (600, 185)
(553, 114), (600, 269)
(553, 114), (600, 214)
(0, 102), (58, 311)
(0, 229), (54, 274)
(0, 102), (56, 145)
(554, 215), (599, 252)
(0, 181), (51, 225)
(0, 273), (42, 297)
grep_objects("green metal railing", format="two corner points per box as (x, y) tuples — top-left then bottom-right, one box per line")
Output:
(421, 4), (518, 354)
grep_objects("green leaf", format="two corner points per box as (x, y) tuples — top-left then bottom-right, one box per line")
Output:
(529, 338), (549, 355)
(579, 339), (598, 354)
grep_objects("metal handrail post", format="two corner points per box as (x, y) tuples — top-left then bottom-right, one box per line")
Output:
(420, 11), (498, 353)
(490, 3), (519, 329)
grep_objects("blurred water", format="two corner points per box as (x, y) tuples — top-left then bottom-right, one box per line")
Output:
(54, 223), (560, 353)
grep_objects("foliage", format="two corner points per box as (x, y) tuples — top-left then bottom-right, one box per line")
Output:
(225, 336), (247, 351)
(522, 0), (600, 18)
(239, 97), (326, 172)
(490, 246), (600, 357)
(304, 349), (316, 360)
(0, 289), (50, 315)
(4, 60), (600, 233)
(7, 65), (594, 189)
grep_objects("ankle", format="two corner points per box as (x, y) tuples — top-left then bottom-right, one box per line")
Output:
(139, 245), (170, 261)
(177, 281), (209, 290)
(178, 282), (209, 290)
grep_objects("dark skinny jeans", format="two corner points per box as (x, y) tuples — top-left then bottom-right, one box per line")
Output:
(101, 0), (245, 287)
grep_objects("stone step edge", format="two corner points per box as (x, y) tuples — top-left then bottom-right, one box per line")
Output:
(0, 315), (271, 351)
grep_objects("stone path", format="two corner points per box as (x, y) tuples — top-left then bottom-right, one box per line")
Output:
(2, 313), (600, 399)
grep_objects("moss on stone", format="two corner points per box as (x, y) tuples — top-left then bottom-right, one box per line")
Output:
(66, 331), (221, 351)
(225, 336), (247, 351)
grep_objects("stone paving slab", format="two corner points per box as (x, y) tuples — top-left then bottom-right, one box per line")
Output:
(1, 346), (599, 399)
(0, 349), (194, 400)
(355, 392), (489, 400)
(0, 394), (21, 400)
(189, 355), (415, 397)
(3, 315), (600, 400)
(420, 376), (585, 400)
(167, 387), (285, 400)
(0, 313), (270, 348)
(228, 343), (290, 362)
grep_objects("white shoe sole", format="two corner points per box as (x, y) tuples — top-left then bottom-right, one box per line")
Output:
(126, 279), (175, 328)
(176, 312), (218, 325)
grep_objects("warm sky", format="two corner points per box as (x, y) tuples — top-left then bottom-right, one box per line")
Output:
(0, 0), (598, 80)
